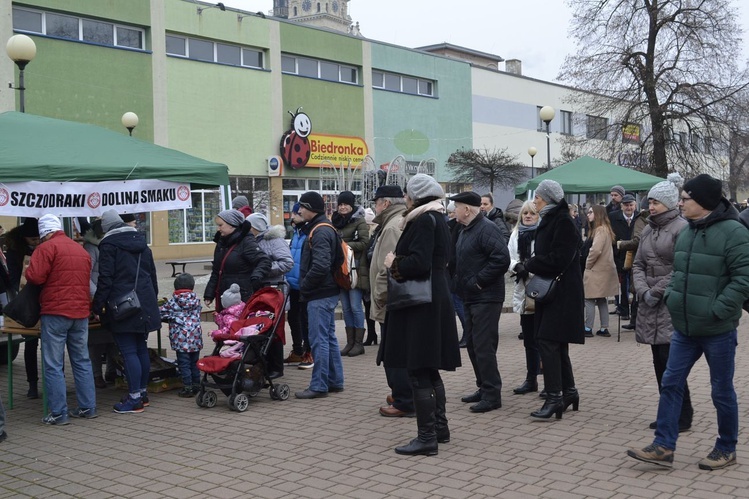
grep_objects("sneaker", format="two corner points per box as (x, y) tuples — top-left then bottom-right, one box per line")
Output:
(626, 444), (674, 468)
(298, 352), (314, 370)
(177, 387), (194, 398)
(584, 327), (594, 338)
(42, 413), (70, 425)
(284, 351), (304, 364)
(698, 448), (737, 470)
(113, 397), (145, 414)
(69, 407), (98, 419)
(141, 393), (150, 407)
(596, 328), (611, 337)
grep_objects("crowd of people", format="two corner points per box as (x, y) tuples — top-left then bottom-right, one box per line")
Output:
(1, 172), (748, 472)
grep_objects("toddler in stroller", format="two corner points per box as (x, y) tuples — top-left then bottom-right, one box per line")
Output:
(196, 284), (290, 412)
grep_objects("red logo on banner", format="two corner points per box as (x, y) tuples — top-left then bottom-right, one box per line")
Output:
(177, 185), (191, 201)
(0, 188), (8, 207)
(87, 192), (101, 209)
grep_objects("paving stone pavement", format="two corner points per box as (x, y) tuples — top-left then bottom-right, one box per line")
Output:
(1, 260), (748, 498)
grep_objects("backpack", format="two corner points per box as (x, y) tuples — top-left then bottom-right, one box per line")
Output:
(308, 222), (358, 290)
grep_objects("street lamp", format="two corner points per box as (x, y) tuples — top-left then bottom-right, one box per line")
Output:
(528, 146), (537, 179)
(6, 34), (37, 113)
(121, 112), (139, 136)
(539, 105), (555, 171)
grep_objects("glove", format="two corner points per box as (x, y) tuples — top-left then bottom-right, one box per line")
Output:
(643, 290), (659, 307)
(514, 263), (529, 282)
(250, 280), (263, 293)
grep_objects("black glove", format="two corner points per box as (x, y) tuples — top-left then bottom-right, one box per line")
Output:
(250, 280), (263, 293)
(514, 263), (529, 282)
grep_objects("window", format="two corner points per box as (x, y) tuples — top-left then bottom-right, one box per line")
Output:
(281, 54), (359, 85)
(690, 133), (703, 153)
(12, 7), (145, 50)
(560, 110), (573, 135)
(168, 189), (222, 244)
(586, 115), (608, 140)
(166, 35), (264, 69)
(372, 70), (435, 97)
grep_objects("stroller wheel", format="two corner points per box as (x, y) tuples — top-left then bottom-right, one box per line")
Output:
(271, 383), (290, 401)
(196, 393), (205, 408)
(202, 391), (218, 408)
(229, 393), (250, 412)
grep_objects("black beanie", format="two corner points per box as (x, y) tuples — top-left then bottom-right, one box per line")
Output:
(683, 174), (723, 211)
(337, 191), (356, 208)
(299, 191), (326, 213)
(174, 273), (195, 290)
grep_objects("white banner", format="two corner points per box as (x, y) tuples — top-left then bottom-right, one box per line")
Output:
(0, 180), (192, 217)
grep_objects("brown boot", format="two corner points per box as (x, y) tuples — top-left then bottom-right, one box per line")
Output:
(340, 327), (355, 356)
(348, 328), (365, 357)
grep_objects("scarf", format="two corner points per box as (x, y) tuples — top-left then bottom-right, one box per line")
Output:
(539, 202), (557, 218)
(517, 222), (538, 262)
(399, 200), (446, 230)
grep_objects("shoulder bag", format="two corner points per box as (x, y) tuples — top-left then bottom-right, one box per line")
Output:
(386, 212), (436, 311)
(3, 282), (42, 327)
(107, 253), (142, 320)
(525, 250), (577, 305)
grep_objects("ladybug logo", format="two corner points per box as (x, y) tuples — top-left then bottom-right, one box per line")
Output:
(87, 192), (101, 209)
(280, 108), (312, 170)
(177, 185), (191, 201)
(0, 188), (8, 207)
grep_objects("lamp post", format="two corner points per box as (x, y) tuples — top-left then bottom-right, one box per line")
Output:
(6, 34), (37, 113)
(121, 112), (139, 136)
(539, 105), (555, 171)
(528, 146), (537, 179)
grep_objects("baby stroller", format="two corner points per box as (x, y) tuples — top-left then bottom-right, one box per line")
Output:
(196, 284), (290, 411)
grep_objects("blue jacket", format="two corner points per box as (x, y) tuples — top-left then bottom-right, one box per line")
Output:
(286, 225), (307, 290)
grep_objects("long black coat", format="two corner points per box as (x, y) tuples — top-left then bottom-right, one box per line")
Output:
(381, 210), (461, 371)
(204, 222), (271, 310)
(93, 227), (161, 334)
(525, 200), (585, 344)
(608, 209), (633, 272)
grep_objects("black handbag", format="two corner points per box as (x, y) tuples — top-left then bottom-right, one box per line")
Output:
(386, 270), (432, 311)
(3, 282), (42, 327)
(525, 250), (577, 305)
(107, 254), (142, 320)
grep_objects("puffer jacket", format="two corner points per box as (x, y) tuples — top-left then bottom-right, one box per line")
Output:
(665, 199), (749, 336)
(256, 225), (294, 281)
(93, 227), (161, 333)
(583, 227), (619, 299)
(160, 290), (203, 352)
(454, 212), (510, 304)
(631, 208), (686, 344)
(286, 224), (306, 290)
(300, 213), (340, 302)
(334, 206), (370, 291)
(485, 206), (510, 243)
(25, 231), (91, 319)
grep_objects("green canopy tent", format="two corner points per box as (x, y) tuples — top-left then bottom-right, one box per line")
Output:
(515, 156), (664, 196)
(0, 112), (228, 187)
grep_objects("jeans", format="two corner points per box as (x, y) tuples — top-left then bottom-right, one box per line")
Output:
(306, 295), (344, 392)
(464, 302), (502, 404)
(339, 288), (364, 329)
(114, 332), (150, 395)
(40, 315), (96, 415)
(176, 351), (200, 387)
(654, 329), (738, 452)
(651, 344), (693, 428)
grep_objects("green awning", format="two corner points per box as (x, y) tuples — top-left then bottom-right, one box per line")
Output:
(0, 112), (229, 187)
(515, 156), (664, 195)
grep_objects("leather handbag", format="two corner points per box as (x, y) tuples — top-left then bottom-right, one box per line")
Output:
(525, 250), (578, 305)
(386, 270), (432, 311)
(107, 254), (142, 320)
(3, 282), (42, 327)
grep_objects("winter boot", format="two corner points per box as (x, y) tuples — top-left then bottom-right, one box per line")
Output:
(433, 383), (450, 444)
(562, 387), (579, 412)
(623, 300), (638, 330)
(530, 391), (564, 419)
(513, 377), (538, 395)
(394, 387), (438, 456)
(340, 327), (355, 356)
(348, 328), (365, 357)
(363, 322), (378, 346)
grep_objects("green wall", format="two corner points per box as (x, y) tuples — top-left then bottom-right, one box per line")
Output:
(371, 44), (473, 179)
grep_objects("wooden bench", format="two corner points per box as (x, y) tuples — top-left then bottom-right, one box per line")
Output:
(165, 259), (212, 277)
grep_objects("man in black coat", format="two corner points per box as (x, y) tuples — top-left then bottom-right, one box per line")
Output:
(480, 193), (510, 243)
(609, 193), (637, 319)
(451, 192), (510, 413)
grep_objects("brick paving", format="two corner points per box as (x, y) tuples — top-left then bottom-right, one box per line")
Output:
(1, 259), (748, 498)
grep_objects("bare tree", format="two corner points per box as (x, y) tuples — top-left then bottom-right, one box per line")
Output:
(445, 148), (526, 192)
(717, 88), (749, 199)
(559, 0), (749, 178)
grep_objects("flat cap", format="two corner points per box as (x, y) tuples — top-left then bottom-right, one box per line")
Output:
(372, 184), (404, 201)
(448, 191), (482, 207)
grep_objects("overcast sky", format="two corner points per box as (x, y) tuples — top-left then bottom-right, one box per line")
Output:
(220, 0), (749, 82)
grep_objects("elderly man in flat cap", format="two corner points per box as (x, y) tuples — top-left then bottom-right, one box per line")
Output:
(449, 191), (510, 413)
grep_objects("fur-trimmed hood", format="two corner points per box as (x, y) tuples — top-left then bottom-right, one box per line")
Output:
(258, 225), (286, 241)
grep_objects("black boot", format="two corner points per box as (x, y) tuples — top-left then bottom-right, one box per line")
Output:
(458, 334), (467, 348)
(363, 323), (378, 346)
(27, 382), (39, 400)
(395, 388), (438, 456)
(433, 383), (450, 444)
(562, 387), (579, 412)
(513, 378), (538, 395)
(530, 391), (564, 419)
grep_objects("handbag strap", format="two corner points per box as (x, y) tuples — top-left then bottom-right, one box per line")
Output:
(132, 253), (142, 291)
(555, 248), (578, 281)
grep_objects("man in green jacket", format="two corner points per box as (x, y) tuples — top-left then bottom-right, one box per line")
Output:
(627, 174), (749, 470)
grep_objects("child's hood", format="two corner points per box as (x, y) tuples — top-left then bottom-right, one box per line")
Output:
(173, 290), (201, 310)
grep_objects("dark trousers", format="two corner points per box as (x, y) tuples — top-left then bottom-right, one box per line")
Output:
(652, 344), (693, 427)
(465, 302), (502, 404)
(287, 289), (309, 355)
(363, 297), (377, 338)
(408, 368), (443, 392)
(520, 314), (540, 378)
(537, 338), (575, 394)
(618, 271), (630, 313)
(266, 337), (284, 375)
(452, 293), (466, 331)
(24, 337), (39, 384)
(380, 322), (413, 411)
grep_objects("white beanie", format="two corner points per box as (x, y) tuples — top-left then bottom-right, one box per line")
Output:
(648, 173), (683, 210)
(38, 214), (62, 239)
